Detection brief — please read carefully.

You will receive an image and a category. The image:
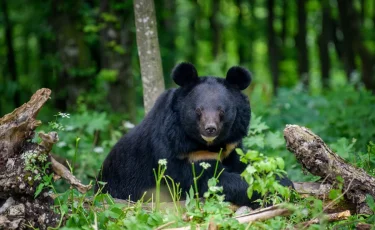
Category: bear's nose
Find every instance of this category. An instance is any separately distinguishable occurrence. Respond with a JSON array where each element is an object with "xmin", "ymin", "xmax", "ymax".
[{"xmin": 205, "ymin": 125, "xmax": 217, "ymax": 134}]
